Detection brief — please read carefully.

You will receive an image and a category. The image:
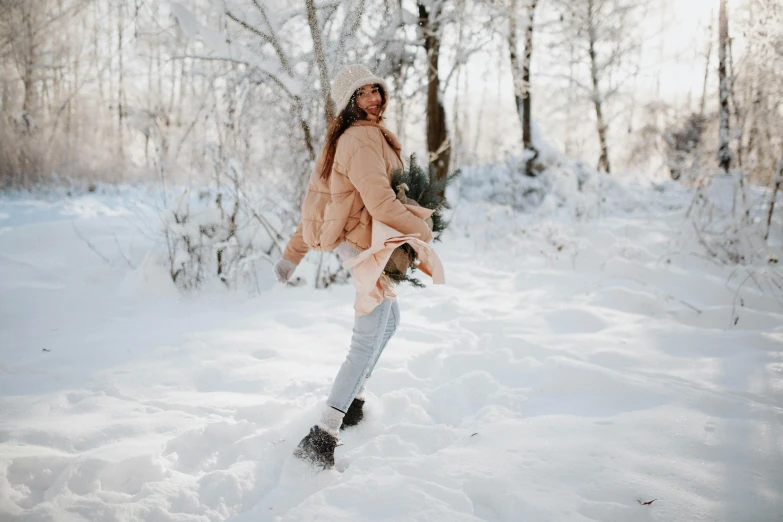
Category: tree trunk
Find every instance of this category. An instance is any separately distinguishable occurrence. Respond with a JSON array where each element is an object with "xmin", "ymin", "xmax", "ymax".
[
  {"xmin": 178, "ymin": 53, "xmax": 187, "ymax": 127},
  {"xmin": 728, "ymin": 36, "xmax": 743, "ymax": 168},
  {"xmin": 298, "ymin": 100, "xmax": 316, "ymax": 162},
  {"xmin": 118, "ymin": 0, "xmax": 125, "ymax": 160},
  {"xmin": 717, "ymin": 0, "xmax": 731, "ymax": 174},
  {"xmin": 418, "ymin": 1, "xmax": 450, "ymax": 184},
  {"xmin": 392, "ymin": 0, "xmax": 407, "ymax": 143},
  {"xmin": 507, "ymin": 0, "xmax": 522, "ymax": 133},
  {"xmin": 565, "ymin": 40, "xmax": 575, "ymax": 157},
  {"xmin": 765, "ymin": 150, "xmax": 783, "ymax": 242},
  {"xmin": 108, "ymin": 0, "xmax": 114, "ymax": 135},
  {"xmin": 68, "ymin": 51, "xmax": 79, "ymax": 147},
  {"xmin": 305, "ymin": 0, "xmax": 334, "ymax": 125},
  {"xmin": 508, "ymin": 0, "xmax": 538, "ymax": 176},
  {"xmin": 521, "ymin": 0, "xmax": 538, "ymax": 176},
  {"xmin": 699, "ymin": 12, "xmax": 713, "ymax": 118},
  {"xmin": 94, "ymin": 1, "xmax": 104, "ymax": 104},
  {"xmin": 587, "ymin": 0, "xmax": 610, "ymax": 173},
  {"xmin": 1, "ymin": 54, "xmax": 7, "ymax": 113},
  {"xmin": 21, "ymin": 5, "xmax": 35, "ymax": 132},
  {"xmin": 747, "ymin": 81, "xmax": 763, "ymax": 171}
]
